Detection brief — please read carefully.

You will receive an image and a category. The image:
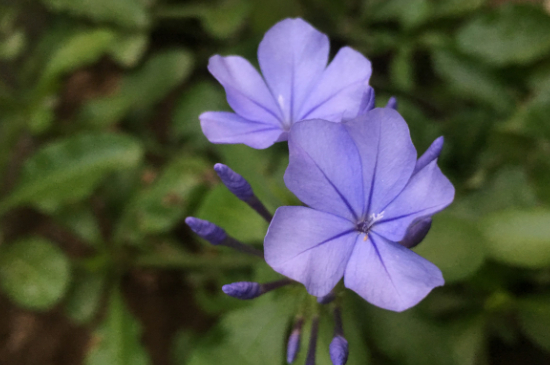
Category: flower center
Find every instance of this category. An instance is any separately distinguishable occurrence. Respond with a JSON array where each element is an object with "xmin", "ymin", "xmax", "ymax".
[{"xmin": 356, "ymin": 212, "xmax": 384, "ymax": 236}]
